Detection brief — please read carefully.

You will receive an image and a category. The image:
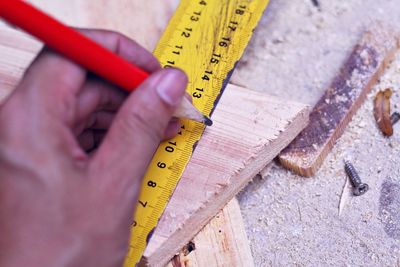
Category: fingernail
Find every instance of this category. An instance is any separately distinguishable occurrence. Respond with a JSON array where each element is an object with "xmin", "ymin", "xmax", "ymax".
[{"xmin": 156, "ymin": 69, "xmax": 187, "ymax": 106}]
